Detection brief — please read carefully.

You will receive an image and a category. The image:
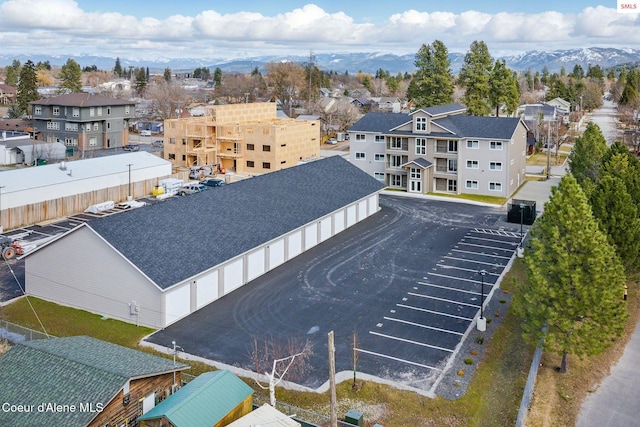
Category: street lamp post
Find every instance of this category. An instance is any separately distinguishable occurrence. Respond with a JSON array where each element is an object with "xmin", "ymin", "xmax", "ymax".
[
  {"xmin": 0, "ymin": 185, "xmax": 4, "ymax": 233},
  {"xmin": 477, "ymin": 269, "xmax": 488, "ymax": 331},
  {"xmin": 127, "ymin": 164, "xmax": 133, "ymax": 201},
  {"xmin": 519, "ymin": 203, "xmax": 526, "ymax": 238}
]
